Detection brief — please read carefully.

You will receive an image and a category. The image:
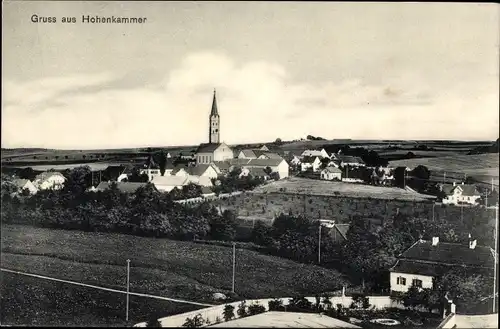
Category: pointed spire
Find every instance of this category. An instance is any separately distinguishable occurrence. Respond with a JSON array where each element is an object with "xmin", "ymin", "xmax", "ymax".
[{"xmin": 210, "ymin": 88, "xmax": 219, "ymax": 116}]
